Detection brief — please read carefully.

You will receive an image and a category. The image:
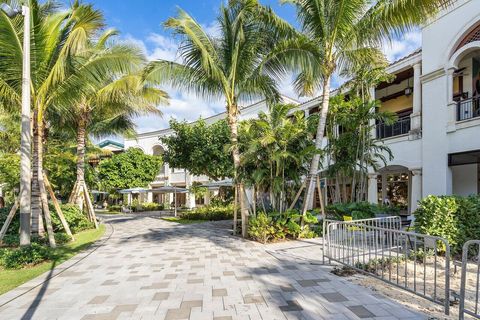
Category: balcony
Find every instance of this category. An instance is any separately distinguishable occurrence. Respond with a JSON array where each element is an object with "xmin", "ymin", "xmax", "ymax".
[
  {"xmin": 376, "ymin": 116, "xmax": 411, "ymax": 139},
  {"xmin": 457, "ymin": 97, "xmax": 480, "ymax": 121}
]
